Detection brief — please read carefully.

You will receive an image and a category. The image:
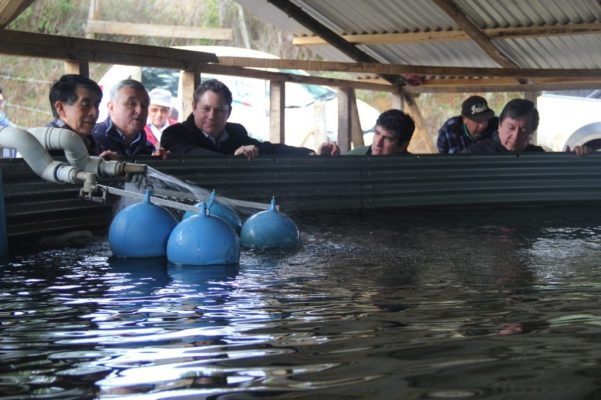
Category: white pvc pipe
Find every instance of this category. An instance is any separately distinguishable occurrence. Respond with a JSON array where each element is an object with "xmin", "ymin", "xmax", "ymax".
[
  {"xmin": 27, "ymin": 127, "xmax": 139, "ymax": 177},
  {"xmin": 0, "ymin": 126, "xmax": 82, "ymax": 184}
]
